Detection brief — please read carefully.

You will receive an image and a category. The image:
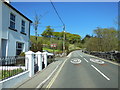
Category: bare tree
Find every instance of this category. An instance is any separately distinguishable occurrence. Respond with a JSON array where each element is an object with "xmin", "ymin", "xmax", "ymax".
[{"xmin": 33, "ymin": 13, "xmax": 41, "ymax": 42}]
